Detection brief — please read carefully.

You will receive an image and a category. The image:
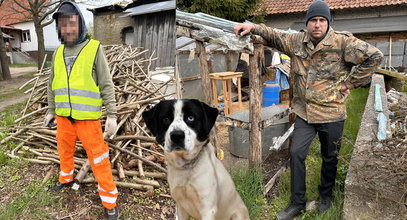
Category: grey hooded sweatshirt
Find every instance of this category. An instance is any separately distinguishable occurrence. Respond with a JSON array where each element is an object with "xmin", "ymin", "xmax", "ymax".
[{"xmin": 47, "ymin": 1, "xmax": 116, "ymax": 117}]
